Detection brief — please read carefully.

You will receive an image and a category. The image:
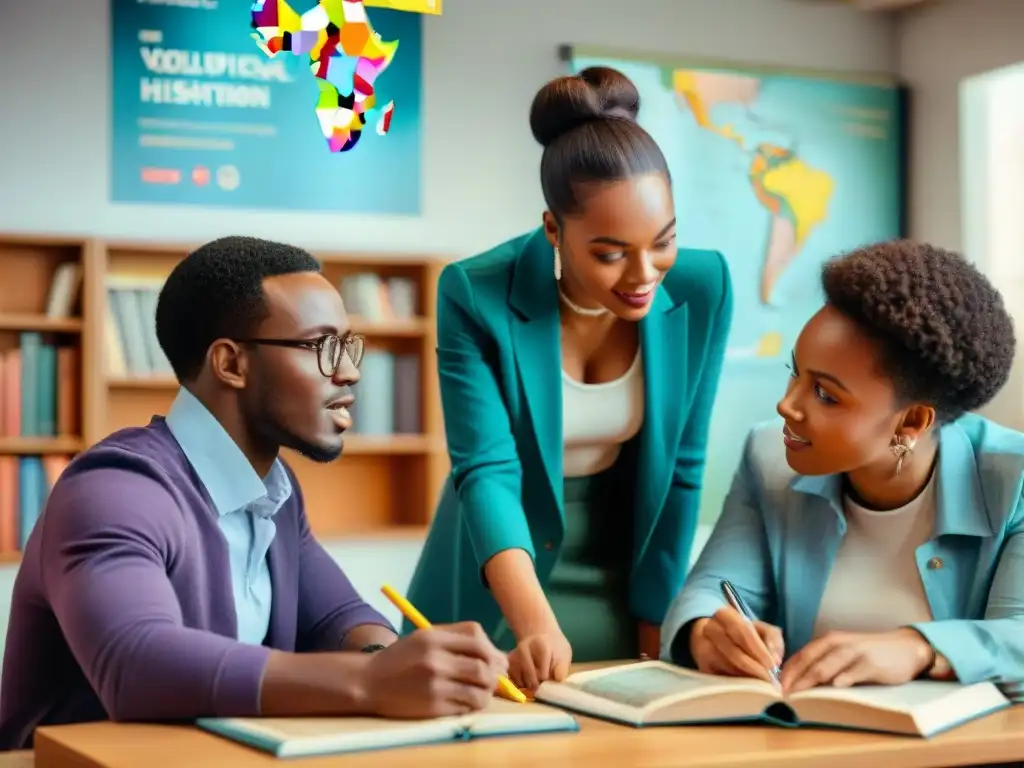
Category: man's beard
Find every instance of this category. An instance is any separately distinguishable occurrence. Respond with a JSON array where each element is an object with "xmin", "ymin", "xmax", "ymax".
[
  {"xmin": 242, "ymin": 386, "xmax": 343, "ymax": 465},
  {"xmin": 274, "ymin": 424, "xmax": 342, "ymax": 463}
]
